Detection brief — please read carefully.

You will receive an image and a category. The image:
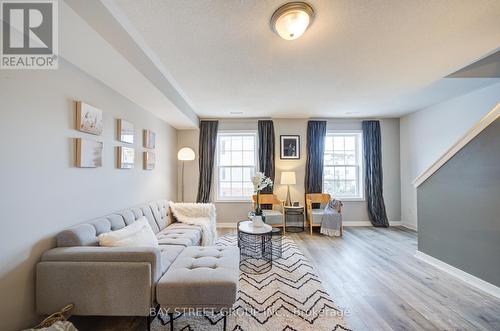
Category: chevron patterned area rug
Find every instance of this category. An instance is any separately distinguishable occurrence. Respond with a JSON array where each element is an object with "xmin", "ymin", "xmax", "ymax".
[{"xmin": 152, "ymin": 234, "xmax": 351, "ymax": 331}]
